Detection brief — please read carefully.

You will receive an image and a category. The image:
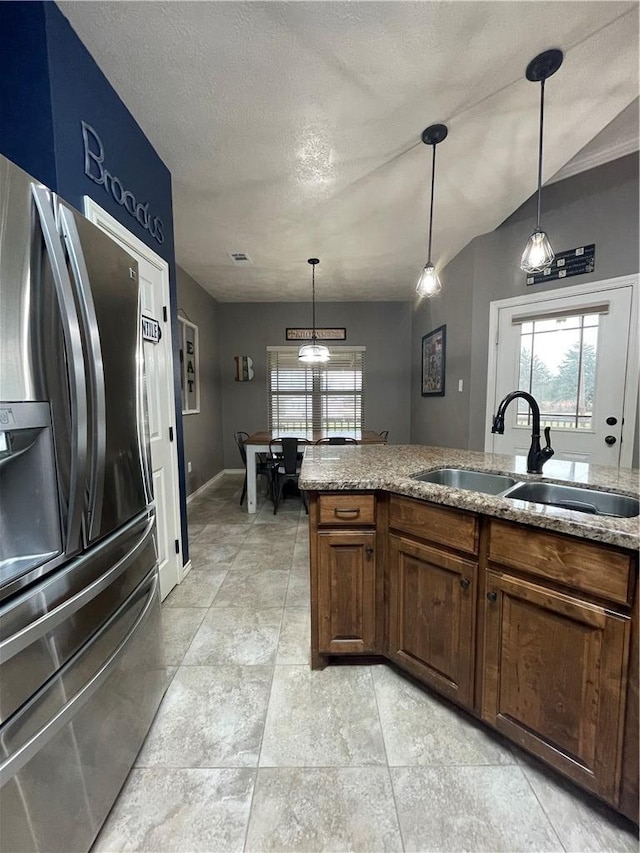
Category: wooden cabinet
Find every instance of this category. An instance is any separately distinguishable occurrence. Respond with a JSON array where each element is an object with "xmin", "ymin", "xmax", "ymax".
[
  {"xmin": 482, "ymin": 569, "xmax": 630, "ymax": 802},
  {"xmin": 310, "ymin": 492, "xmax": 378, "ymax": 667},
  {"xmin": 388, "ymin": 534, "xmax": 476, "ymax": 707},
  {"xmin": 308, "ymin": 488, "xmax": 638, "ymax": 818},
  {"xmin": 317, "ymin": 531, "xmax": 376, "ymax": 655}
]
